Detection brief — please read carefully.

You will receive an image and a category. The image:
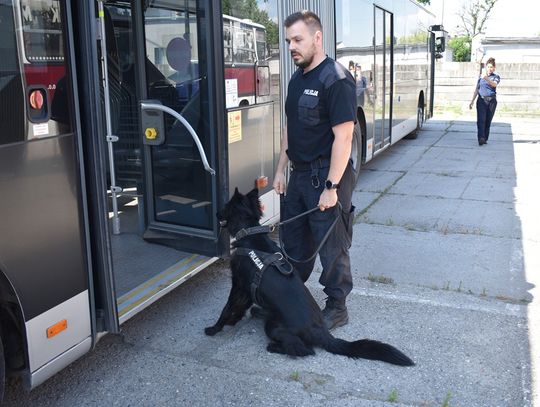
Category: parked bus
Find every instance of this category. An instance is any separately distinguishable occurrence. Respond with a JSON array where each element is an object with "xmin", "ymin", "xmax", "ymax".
[
  {"xmin": 223, "ymin": 14, "xmax": 269, "ymax": 107},
  {"xmin": 335, "ymin": 0, "xmax": 440, "ymax": 162},
  {"xmin": 0, "ymin": 0, "xmax": 442, "ymax": 397}
]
